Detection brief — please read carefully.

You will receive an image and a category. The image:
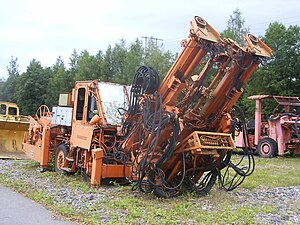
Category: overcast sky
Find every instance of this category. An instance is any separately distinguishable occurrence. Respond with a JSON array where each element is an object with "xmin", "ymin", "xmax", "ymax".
[{"xmin": 0, "ymin": 0, "xmax": 299, "ymax": 79}]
